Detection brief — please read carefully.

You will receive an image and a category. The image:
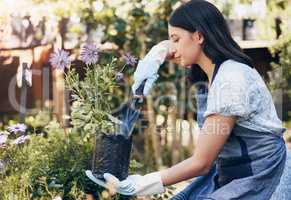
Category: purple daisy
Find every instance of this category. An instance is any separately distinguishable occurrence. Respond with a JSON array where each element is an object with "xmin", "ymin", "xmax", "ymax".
[
  {"xmin": 123, "ymin": 52, "xmax": 137, "ymax": 67},
  {"xmin": 7, "ymin": 123, "xmax": 27, "ymax": 134},
  {"xmin": 49, "ymin": 49, "xmax": 71, "ymax": 70},
  {"xmin": 0, "ymin": 133, "xmax": 8, "ymax": 145},
  {"xmin": 12, "ymin": 135, "xmax": 30, "ymax": 145},
  {"xmin": 80, "ymin": 44, "xmax": 100, "ymax": 65}
]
